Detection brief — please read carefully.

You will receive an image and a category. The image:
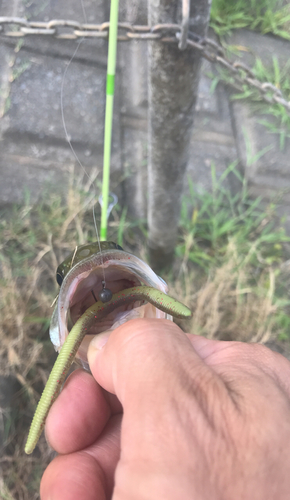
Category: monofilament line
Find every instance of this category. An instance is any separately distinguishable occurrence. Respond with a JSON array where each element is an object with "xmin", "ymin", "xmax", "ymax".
[{"xmin": 60, "ymin": 0, "xmax": 106, "ymax": 285}]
